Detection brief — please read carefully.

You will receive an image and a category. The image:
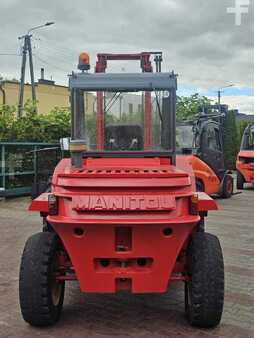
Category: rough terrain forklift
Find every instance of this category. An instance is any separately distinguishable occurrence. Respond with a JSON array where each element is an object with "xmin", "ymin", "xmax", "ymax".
[
  {"xmin": 19, "ymin": 53, "xmax": 224, "ymax": 328},
  {"xmin": 176, "ymin": 112, "xmax": 233, "ymax": 198},
  {"xmin": 236, "ymin": 123, "xmax": 254, "ymax": 189}
]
